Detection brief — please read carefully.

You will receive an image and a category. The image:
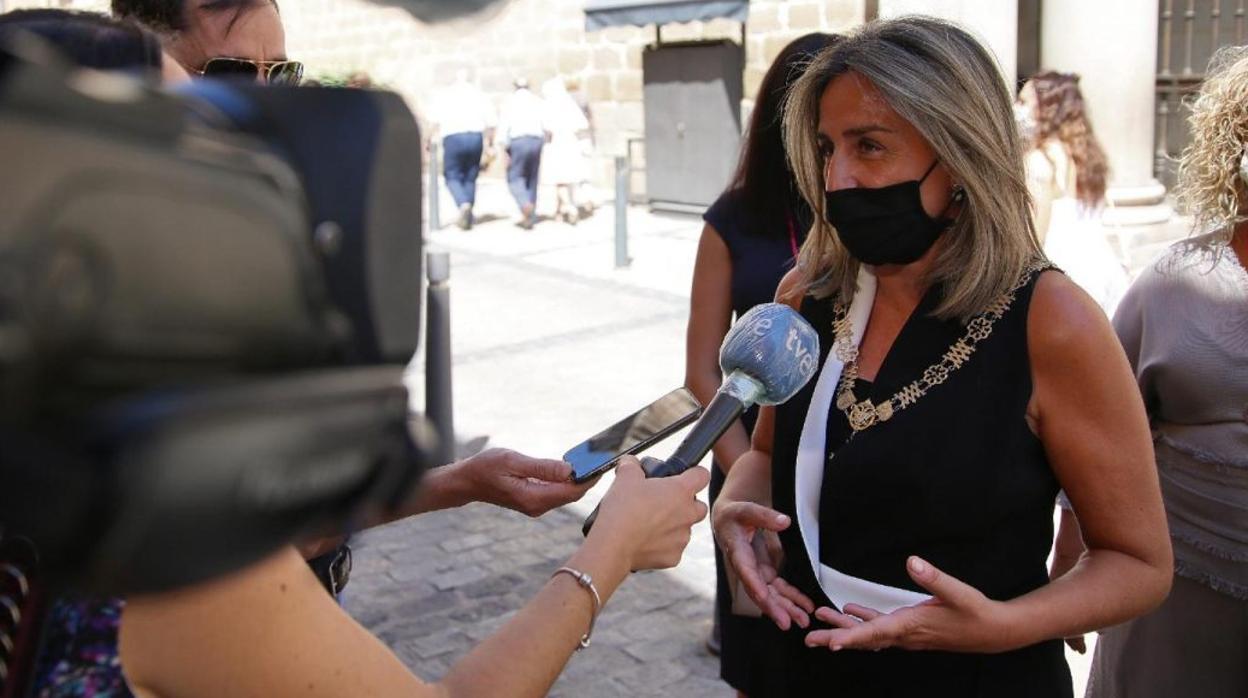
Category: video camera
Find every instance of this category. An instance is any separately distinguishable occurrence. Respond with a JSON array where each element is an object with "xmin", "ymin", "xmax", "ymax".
[{"xmin": 0, "ymin": 37, "xmax": 435, "ymax": 597}]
